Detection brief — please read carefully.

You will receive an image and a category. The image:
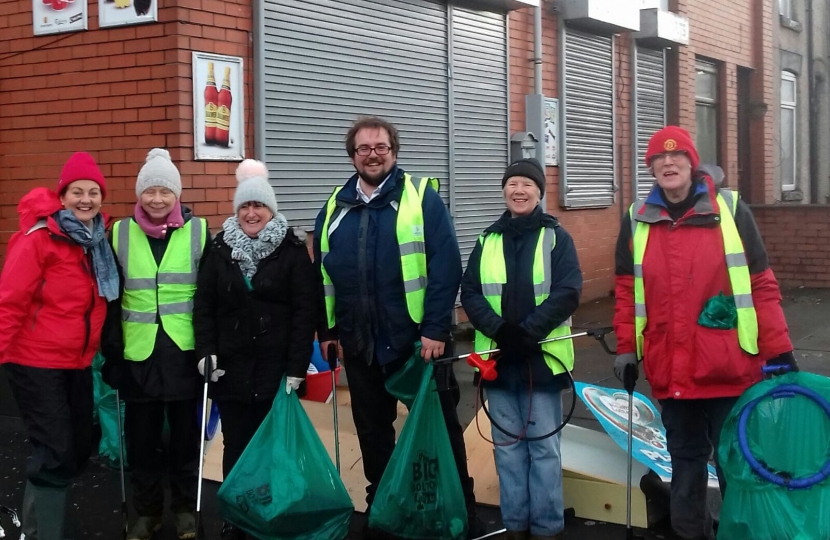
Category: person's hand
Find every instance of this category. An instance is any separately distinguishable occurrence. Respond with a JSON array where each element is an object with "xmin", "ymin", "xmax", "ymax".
[
  {"xmin": 101, "ymin": 356, "xmax": 128, "ymax": 391},
  {"xmin": 420, "ymin": 337, "xmax": 446, "ymax": 362},
  {"xmin": 614, "ymin": 353, "xmax": 638, "ymax": 390},
  {"xmin": 197, "ymin": 355, "xmax": 225, "ymax": 382},
  {"xmin": 286, "ymin": 377, "xmax": 305, "ymax": 395},
  {"xmin": 766, "ymin": 351, "xmax": 800, "ymax": 376},
  {"xmin": 494, "ymin": 322, "xmax": 538, "ymax": 361},
  {"xmin": 320, "ymin": 340, "xmax": 340, "ymax": 365}
]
